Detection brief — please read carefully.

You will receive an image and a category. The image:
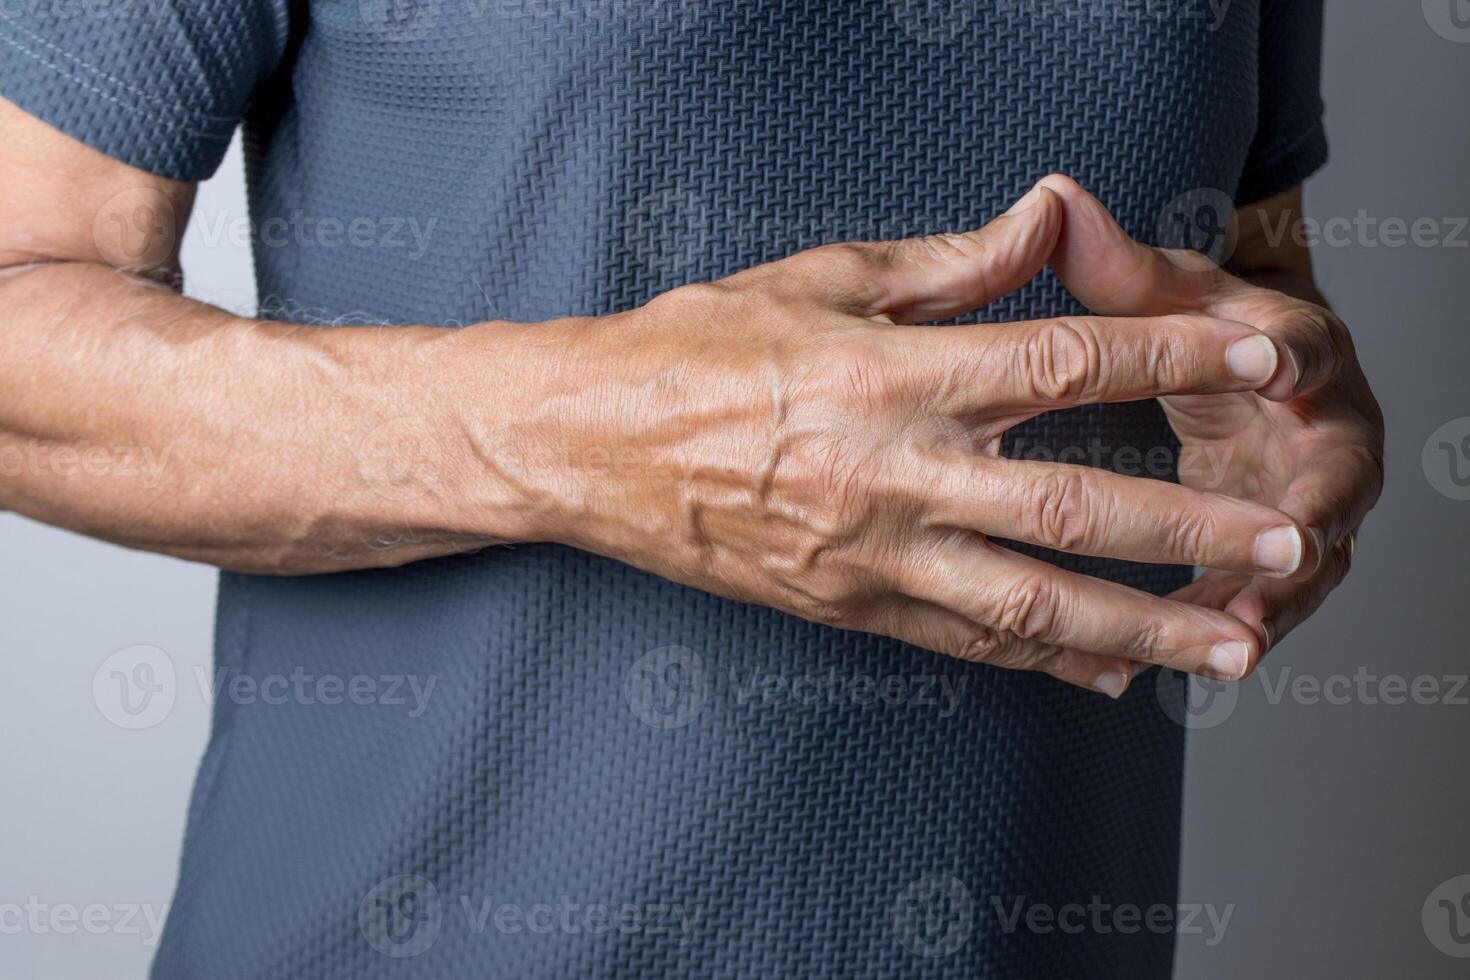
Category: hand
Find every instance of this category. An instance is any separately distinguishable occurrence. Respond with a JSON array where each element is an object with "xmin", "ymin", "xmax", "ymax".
[
  {"xmin": 1041, "ymin": 175, "xmax": 1385, "ymax": 674},
  {"xmin": 486, "ymin": 186, "xmax": 1308, "ymax": 695}
]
